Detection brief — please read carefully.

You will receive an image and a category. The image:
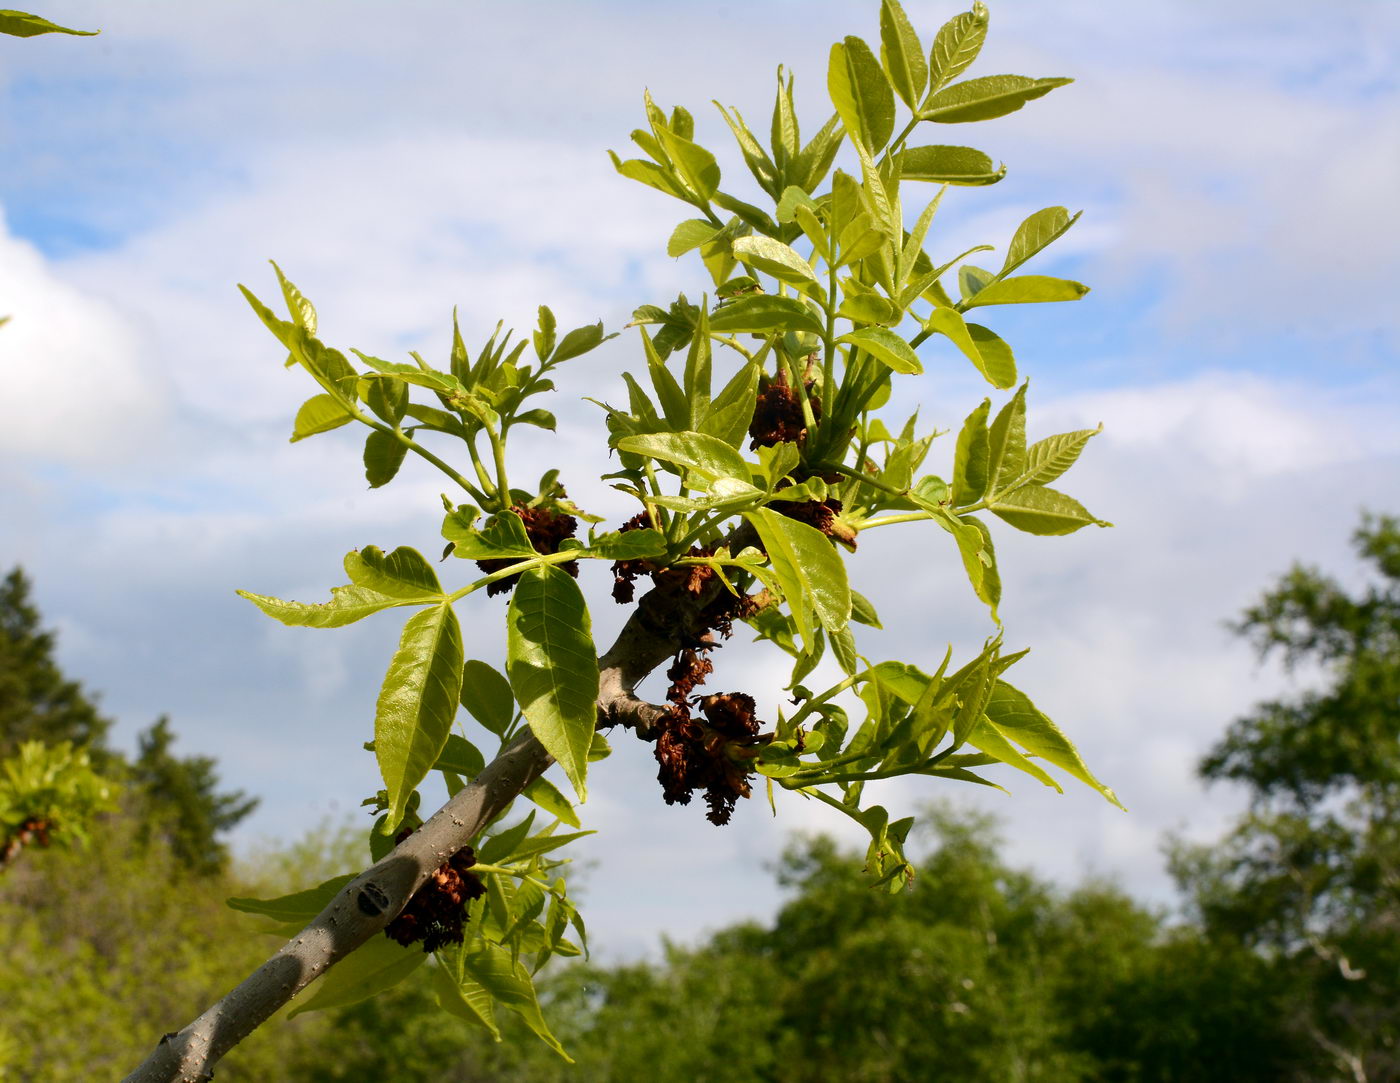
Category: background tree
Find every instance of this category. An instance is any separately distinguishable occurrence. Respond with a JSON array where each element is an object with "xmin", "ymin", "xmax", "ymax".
[
  {"xmin": 0, "ymin": 566, "xmax": 256, "ymax": 871},
  {"xmin": 0, "ymin": 567, "xmax": 111, "ymax": 759},
  {"xmin": 1172, "ymin": 513, "xmax": 1400, "ymax": 1082}
]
